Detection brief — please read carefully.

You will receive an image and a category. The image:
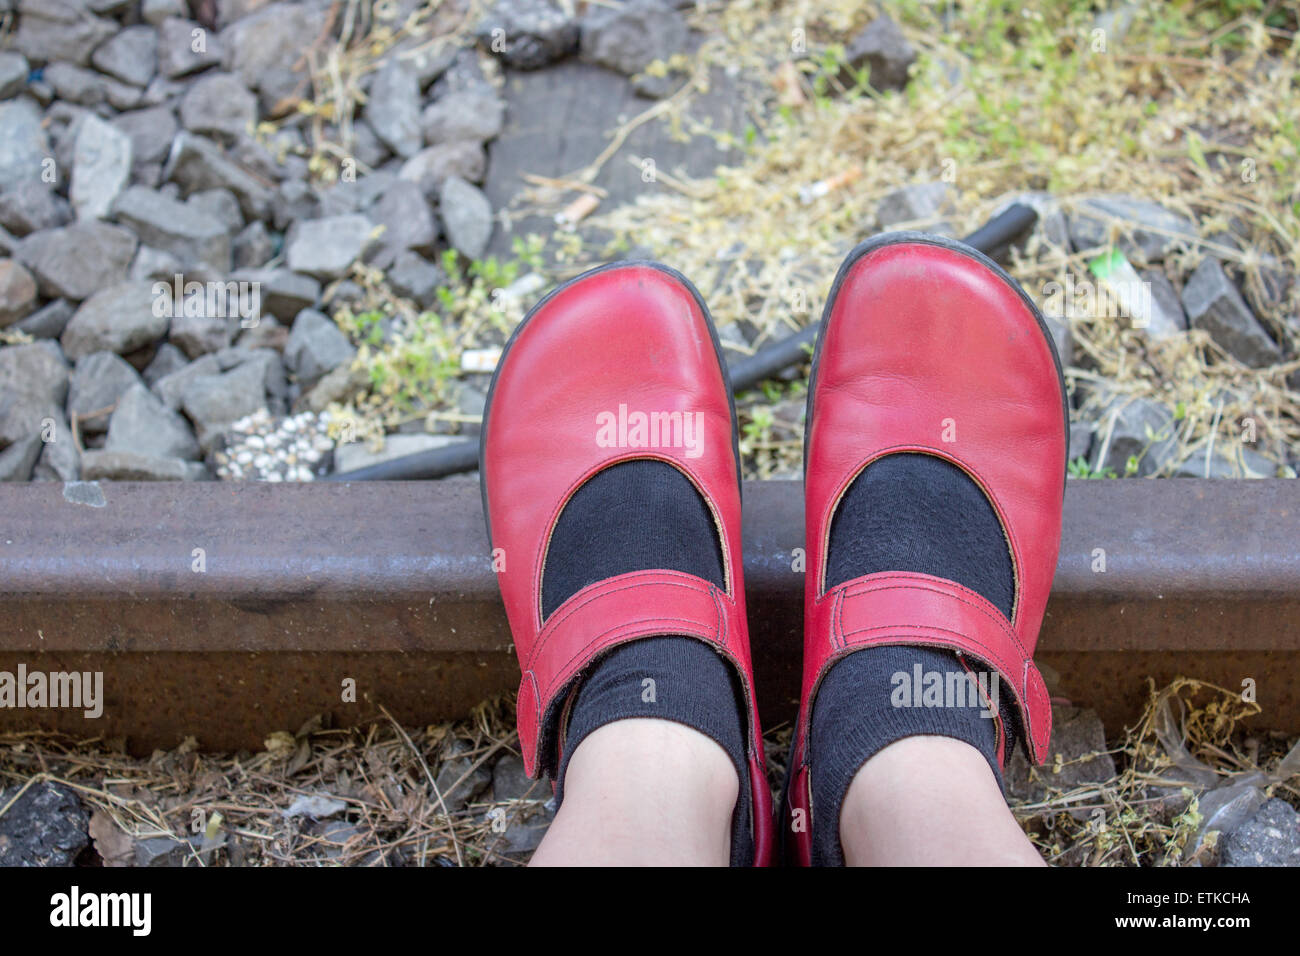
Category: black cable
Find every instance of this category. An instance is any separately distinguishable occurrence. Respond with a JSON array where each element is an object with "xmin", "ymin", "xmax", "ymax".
[{"xmin": 324, "ymin": 203, "xmax": 1039, "ymax": 481}]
